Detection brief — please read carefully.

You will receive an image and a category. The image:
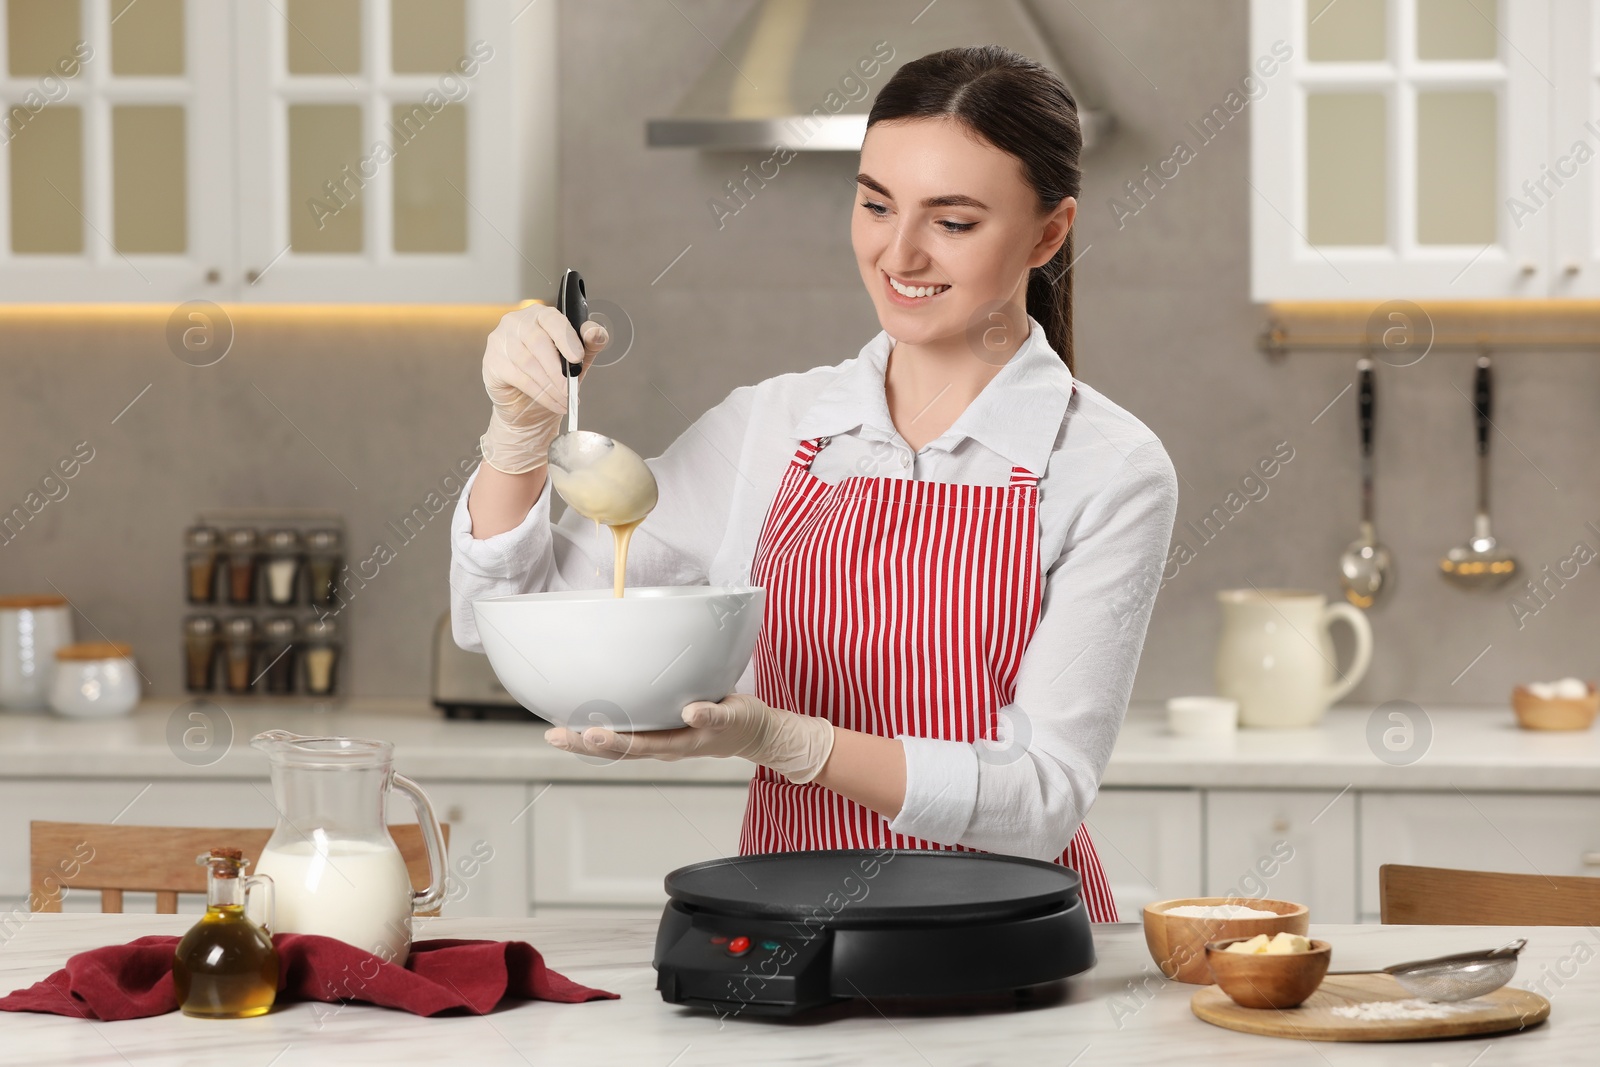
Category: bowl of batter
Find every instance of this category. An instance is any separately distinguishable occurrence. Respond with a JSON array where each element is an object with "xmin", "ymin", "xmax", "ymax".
[{"xmin": 471, "ymin": 585, "xmax": 765, "ymax": 731}]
